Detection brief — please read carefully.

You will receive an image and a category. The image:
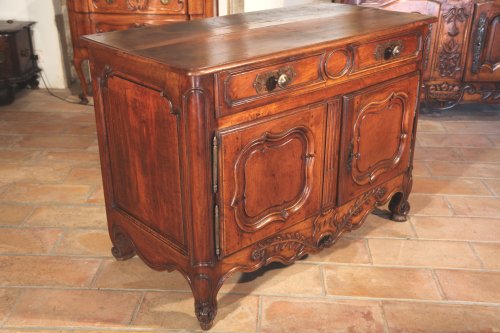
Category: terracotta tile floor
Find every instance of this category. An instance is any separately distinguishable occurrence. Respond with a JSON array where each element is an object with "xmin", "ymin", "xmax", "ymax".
[{"xmin": 0, "ymin": 89, "xmax": 499, "ymax": 333}]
